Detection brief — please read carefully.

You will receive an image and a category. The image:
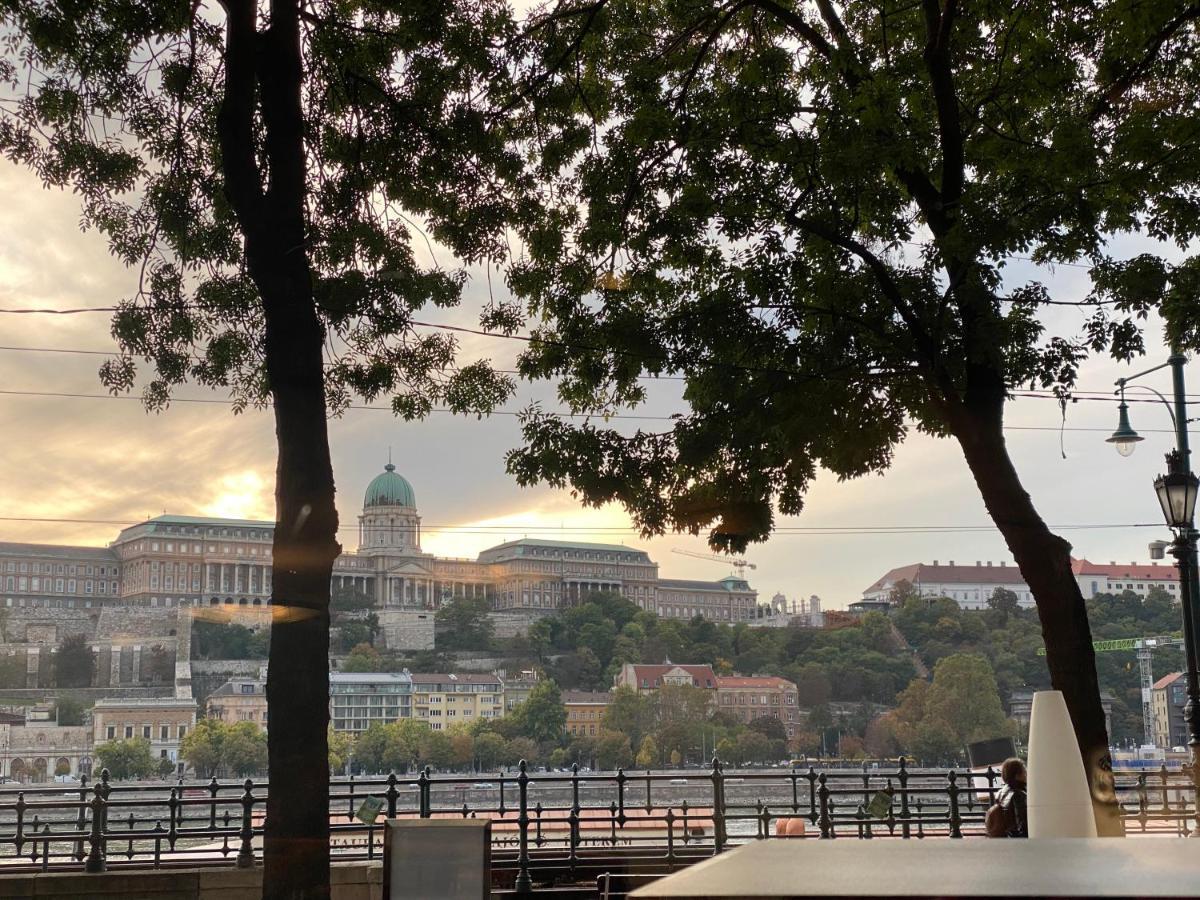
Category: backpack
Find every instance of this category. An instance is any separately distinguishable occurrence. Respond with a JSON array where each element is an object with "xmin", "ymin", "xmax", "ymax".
[{"xmin": 985, "ymin": 791, "xmax": 1019, "ymax": 837}]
